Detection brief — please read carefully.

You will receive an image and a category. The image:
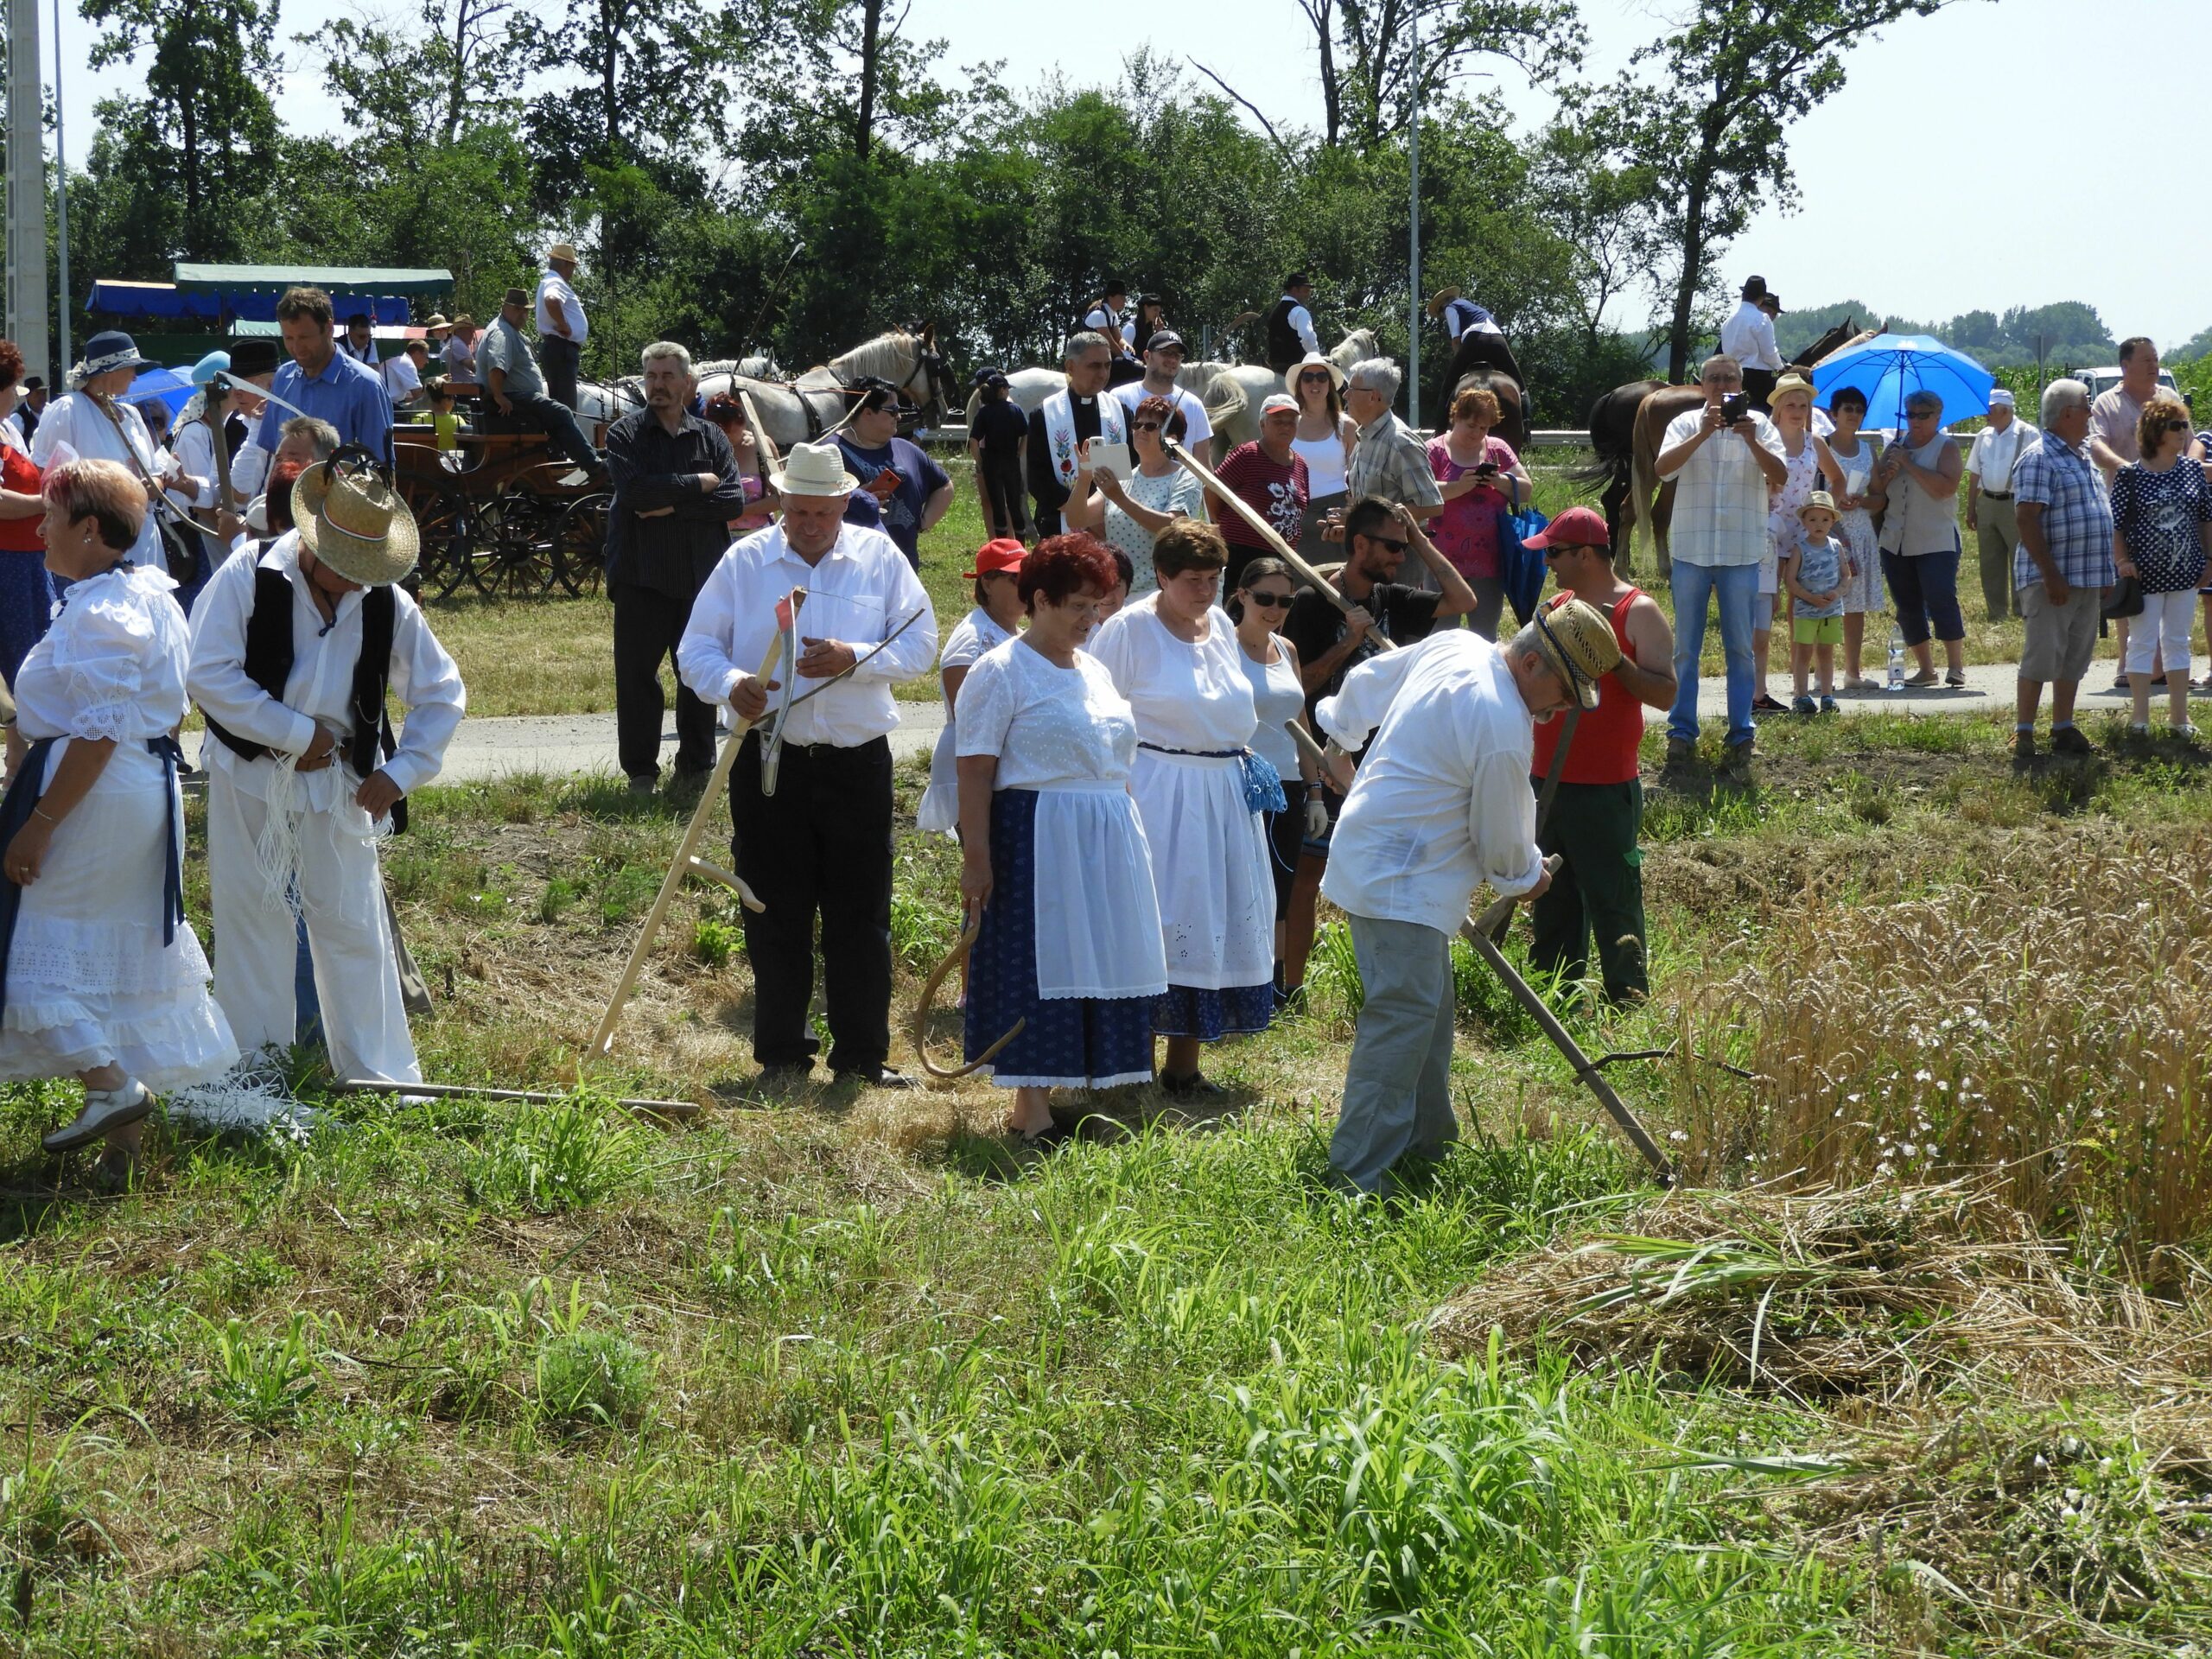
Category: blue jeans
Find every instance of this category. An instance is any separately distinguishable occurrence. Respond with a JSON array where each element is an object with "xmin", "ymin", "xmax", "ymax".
[{"xmin": 1667, "ymin": 559, "xmax": 1760, "ymax": 748}]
